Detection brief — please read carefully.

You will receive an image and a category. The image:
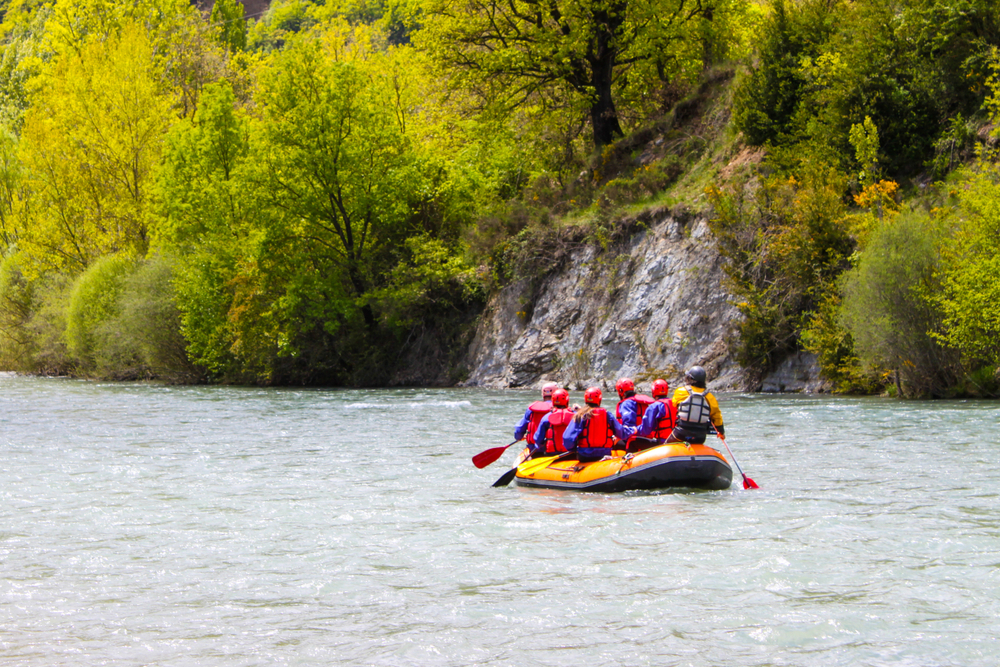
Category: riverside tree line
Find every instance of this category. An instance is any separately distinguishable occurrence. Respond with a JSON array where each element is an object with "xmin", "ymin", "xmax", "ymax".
[{"xmin": 0, "ymin": 0, "xmax": 998, "ymax": 398}]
